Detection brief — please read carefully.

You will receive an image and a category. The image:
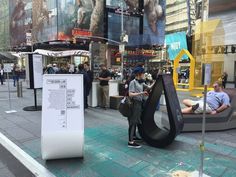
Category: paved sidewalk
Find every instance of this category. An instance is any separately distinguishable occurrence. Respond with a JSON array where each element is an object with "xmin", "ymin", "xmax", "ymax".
[{"xmin": 0, "ymin": 82, "xmax": 236, "ymax": 177}]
